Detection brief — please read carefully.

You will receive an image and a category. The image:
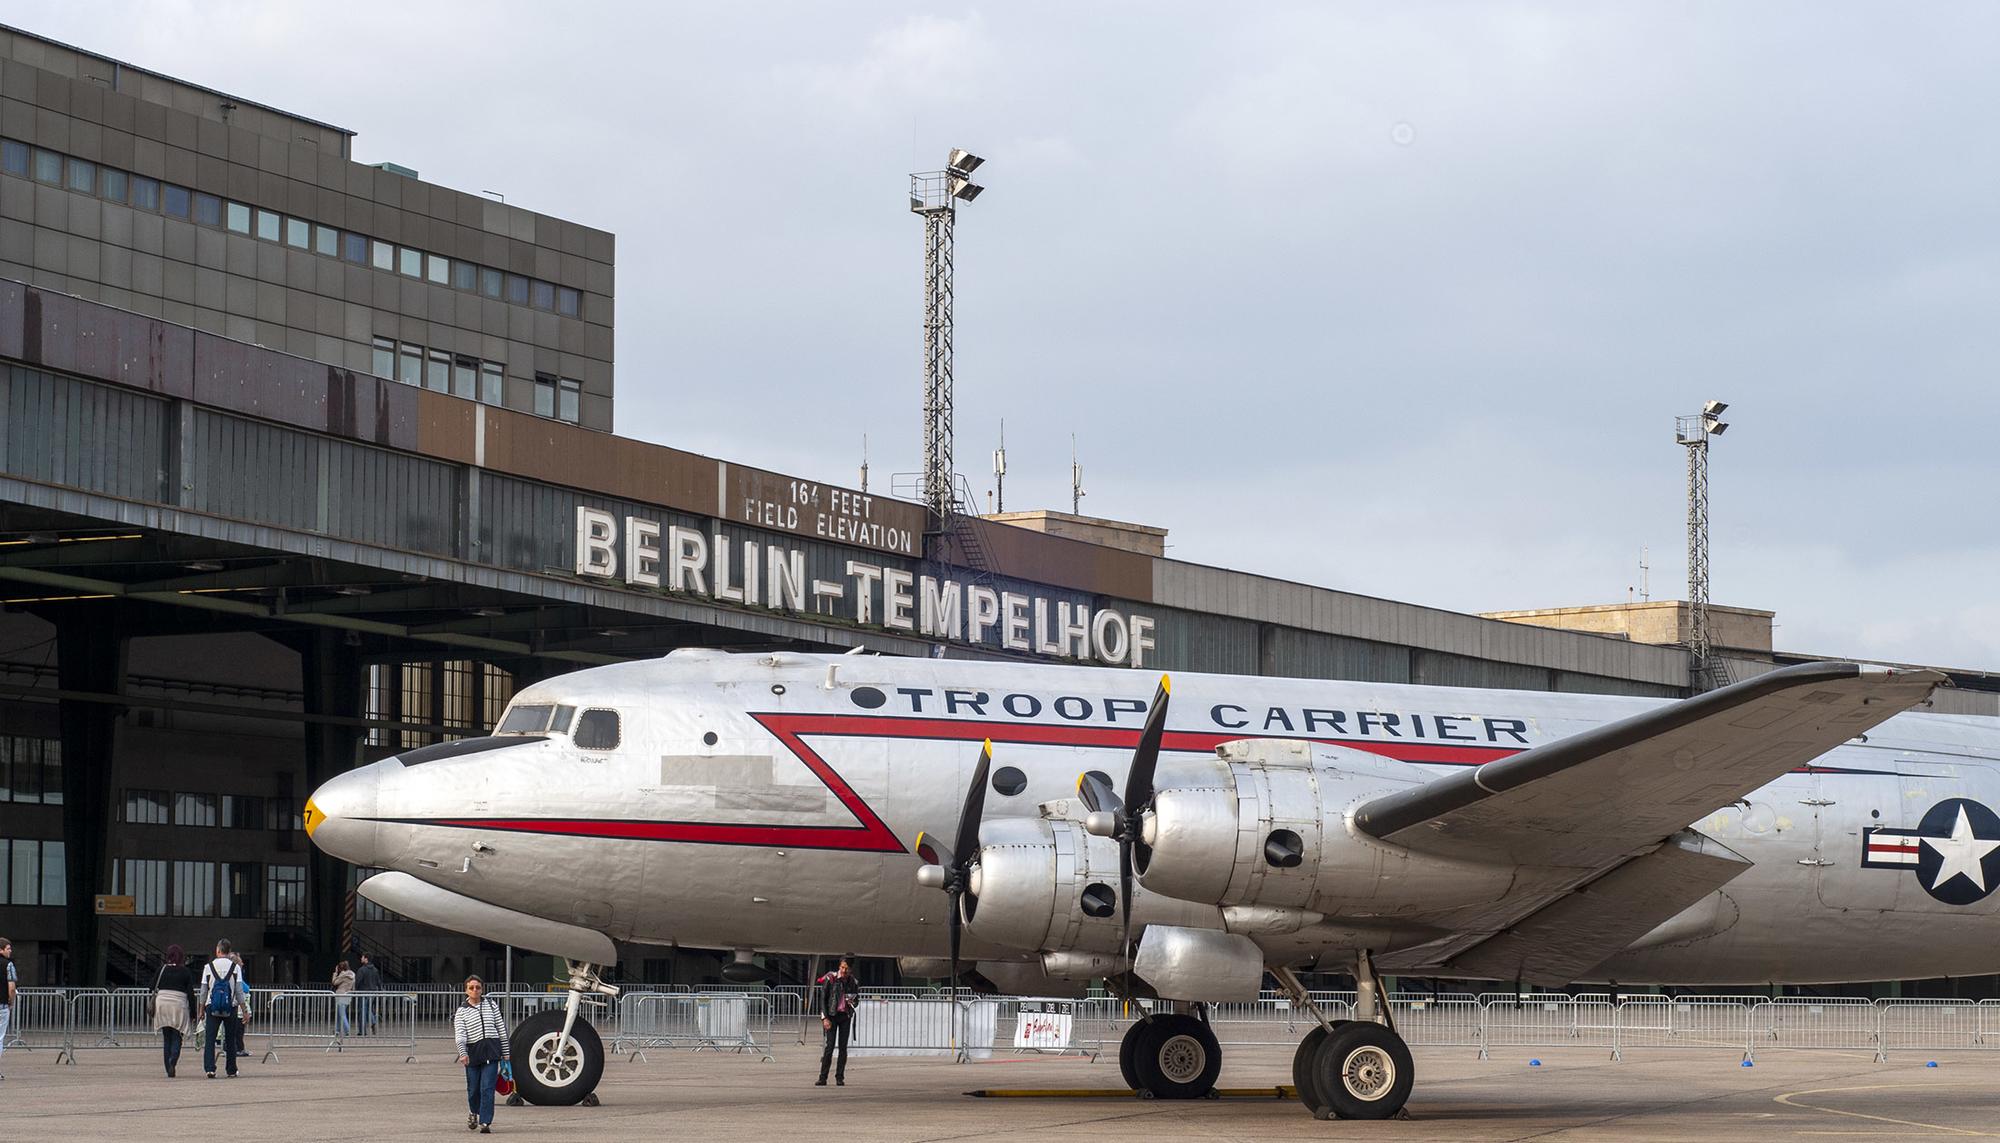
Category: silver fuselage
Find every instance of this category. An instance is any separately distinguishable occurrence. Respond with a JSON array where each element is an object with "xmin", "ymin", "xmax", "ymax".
[{"xmin": 308, "ymin": 651, "xmax": 2000, "ymax": 985}]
